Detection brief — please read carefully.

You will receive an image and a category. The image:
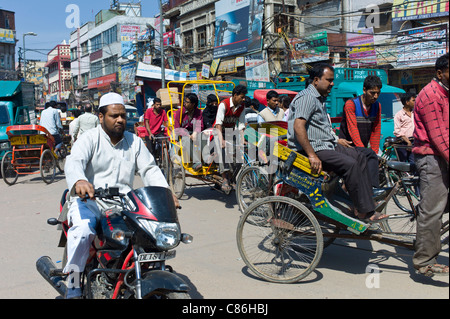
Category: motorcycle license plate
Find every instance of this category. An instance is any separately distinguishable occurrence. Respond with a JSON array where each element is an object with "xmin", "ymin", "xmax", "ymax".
[{"xmin": 138, "ymin": 250, "xmax": 176, "ymax": 263}]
